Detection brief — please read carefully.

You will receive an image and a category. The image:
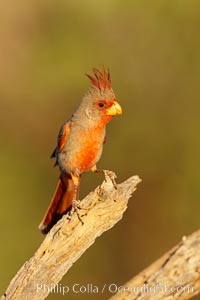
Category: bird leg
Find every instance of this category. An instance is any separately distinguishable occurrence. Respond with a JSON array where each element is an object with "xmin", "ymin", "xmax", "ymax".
[
  {"xmin": 68, "ymin": 174, "xmax": 84, "ymax": 224},
  {"xmin": 91, "ymin": 165, "xmax": 117, "ymax": 189}
]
